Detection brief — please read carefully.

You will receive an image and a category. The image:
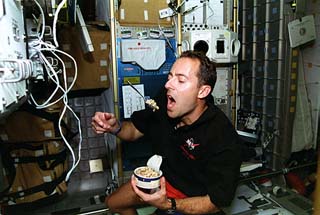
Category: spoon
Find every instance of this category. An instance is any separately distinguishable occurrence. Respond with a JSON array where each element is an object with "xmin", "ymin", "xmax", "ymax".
[{"xmin": 147, "ymin": 154, "xmax": 162, "ymax": 172}]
